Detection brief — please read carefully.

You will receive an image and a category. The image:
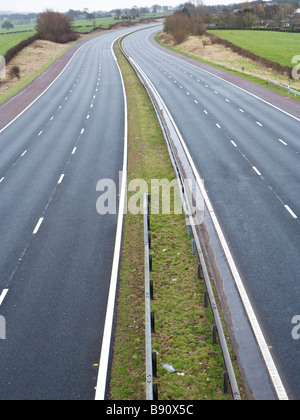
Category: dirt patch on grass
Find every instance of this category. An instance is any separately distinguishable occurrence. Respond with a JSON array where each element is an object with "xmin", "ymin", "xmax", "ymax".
[{"xmin": 158, "ymin": 32, "xmax": 300, "ymax": 91}]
